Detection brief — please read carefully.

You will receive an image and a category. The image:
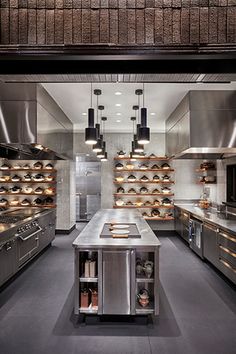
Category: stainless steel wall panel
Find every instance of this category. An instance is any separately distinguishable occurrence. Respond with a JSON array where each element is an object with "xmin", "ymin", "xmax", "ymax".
[{"xmin": 0, "ymin": 101, "xmax": 37, "ymax": 144}]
